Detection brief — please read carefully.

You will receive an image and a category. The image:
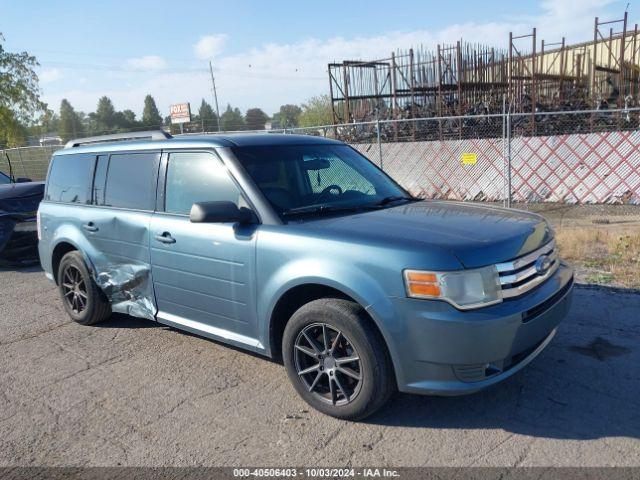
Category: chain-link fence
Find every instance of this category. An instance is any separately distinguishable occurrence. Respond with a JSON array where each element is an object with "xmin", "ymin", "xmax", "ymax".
[
  {"xmin": 3, "ymin": 109, "xmax": 640, "ymax": 204},
  {"xmin": 0, "ymin": 145, "xmax": 62, "ymax": 182},
  {"xmin": 288, "ymin": 109, "xmax": 640, "ymax": 288},
  {"xmin": 1, "ymin": 108, "xmax": 639, "ymax": 286}
]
